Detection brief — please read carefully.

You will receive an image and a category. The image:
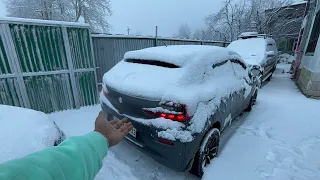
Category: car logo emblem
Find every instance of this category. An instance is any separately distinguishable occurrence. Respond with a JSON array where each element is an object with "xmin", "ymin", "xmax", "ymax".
[{"xmin": 118, "ymin": 97, "xmax": 123, "ymax": 103}]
